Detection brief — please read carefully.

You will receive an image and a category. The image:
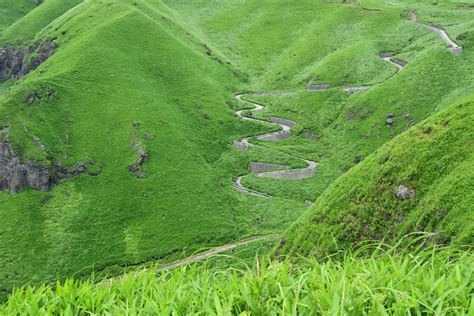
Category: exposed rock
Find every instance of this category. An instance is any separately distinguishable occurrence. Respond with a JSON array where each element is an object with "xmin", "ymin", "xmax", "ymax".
[
  {"xmin": 234, "ymin": 139, "xmax": 250, "ymax": 151},
  {"xmin": 386, "ymin": 113, "xmax": 395, "ymax": 126},
  {"xmin": 34, "ymin": 137, "xmax": 46, "ymax": 151},
  {"xmin": 1, "ymin": 131, "xmax": 95, "ymax": 193},
  {"xmin": 128, "ymin": 142, "xmax": 148, "ymax": 177},
  {"xmin": 0, "ymin": 141, "xmax": 51, "ymax": 194},
  {"xmin": 305, "ymin": 200, "xmax": 313, "ymax": 207},
  {"xmin": 354, "ymin": 156, "xmax": 361, "ymax": 164},
  {"xmin": 395, "ymin": 184, "xmax": 416, "ymax": 200},
  {"xmin": 0, "ymin": 40, "xmax": 57, "ymax": 83}
]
